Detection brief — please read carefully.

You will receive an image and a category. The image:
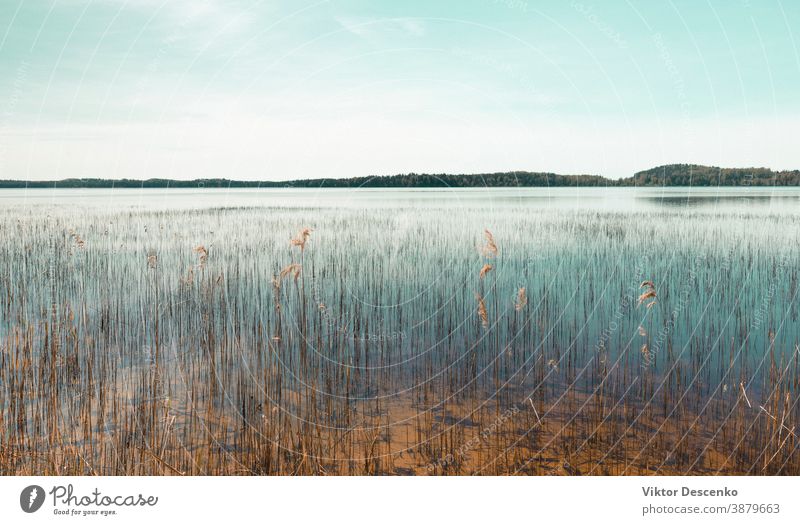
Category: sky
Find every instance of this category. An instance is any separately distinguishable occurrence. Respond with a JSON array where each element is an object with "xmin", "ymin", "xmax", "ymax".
[{"xmin": 0, "ymin": 0, "xmax": 798, "ymax": 181}]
